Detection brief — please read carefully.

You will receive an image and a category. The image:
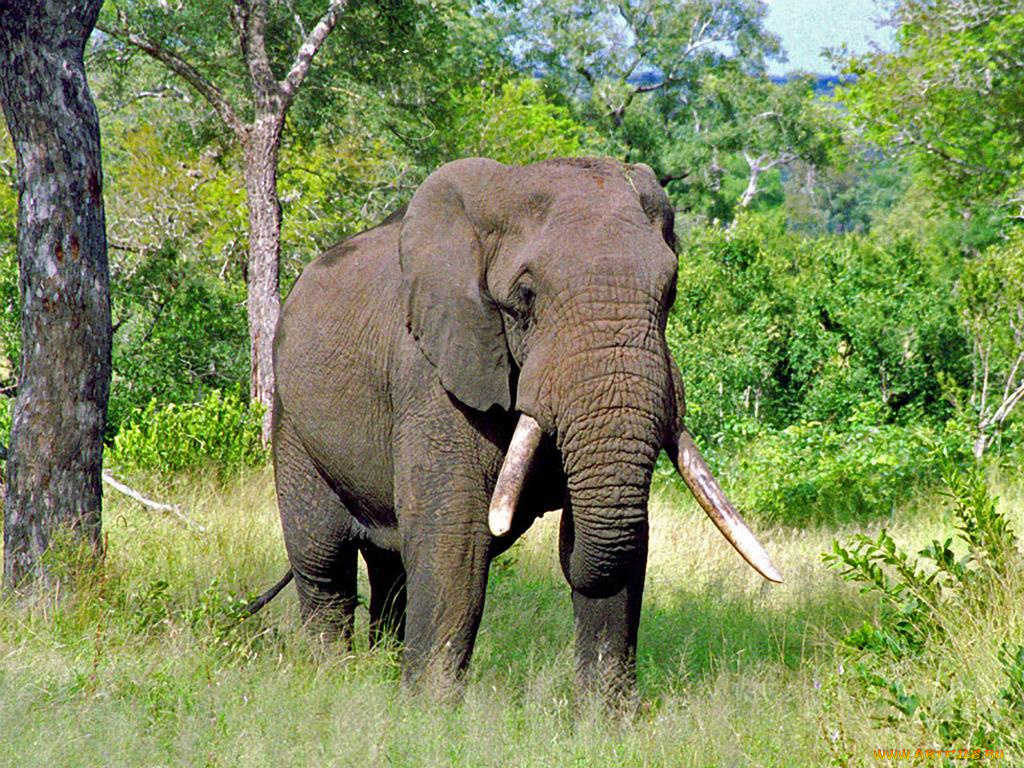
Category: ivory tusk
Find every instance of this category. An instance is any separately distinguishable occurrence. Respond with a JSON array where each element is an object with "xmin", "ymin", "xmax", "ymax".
[
  {"xmin": 671, "ymin": 429, "xmax": 783, "ymax": 583},
  {"xmin": 489, "ymin": 414, "xmax": 543, "ymax": 536}
]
